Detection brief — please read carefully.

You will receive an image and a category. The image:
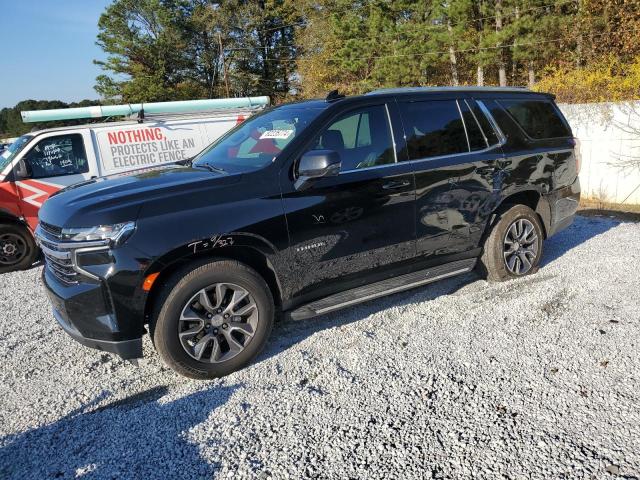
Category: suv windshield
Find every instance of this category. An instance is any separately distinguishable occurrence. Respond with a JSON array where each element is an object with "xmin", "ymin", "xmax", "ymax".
[
  {"xmin": 193, "ymin": 107, "xmax": 324, "ymax": 174},
  {"xmin": 0, "ymin": 135, "xmax": 33, "ymax": 172}
]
